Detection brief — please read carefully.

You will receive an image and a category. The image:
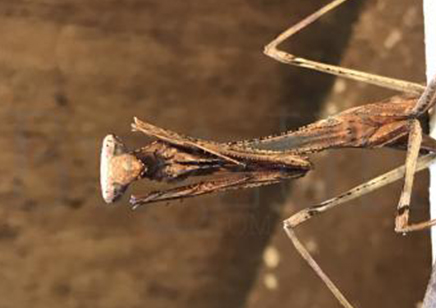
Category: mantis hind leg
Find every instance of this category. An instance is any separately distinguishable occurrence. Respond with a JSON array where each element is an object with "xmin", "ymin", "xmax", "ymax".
[
  {"xmin": 282, "ymin": 154, "xmax": 436, "ymax": 308},
  {"xmin": 282, "ymin": 225, "xmax": 355, "ymax": 308},
  {"xmin": 264, "ymin": 0, "xmax": 425, "ymax": 94},
  {"xmin": 394, "ymin": 120, "xmax": 422, "ymax": 232},
  {"xmin": 394, "ymin": 76, "xmax": 436, "ymax": 232}
]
